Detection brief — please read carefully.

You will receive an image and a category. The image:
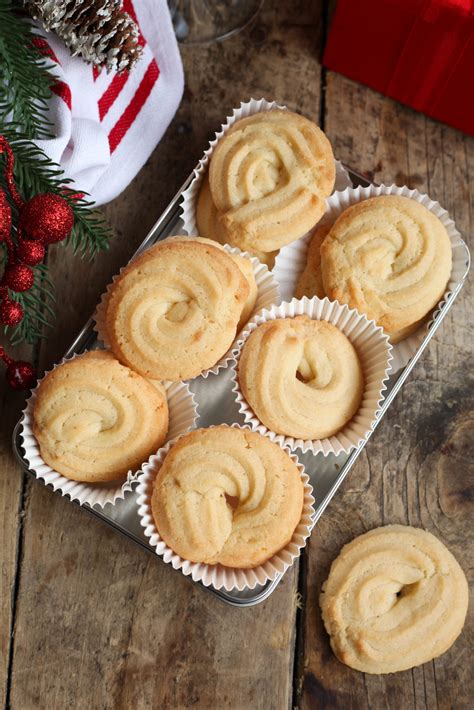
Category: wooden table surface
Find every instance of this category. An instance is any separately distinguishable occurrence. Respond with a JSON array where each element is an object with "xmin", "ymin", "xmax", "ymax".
[{"xmin": 1, "ymin": 3, "xmax": 472, "ymax": 708}]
